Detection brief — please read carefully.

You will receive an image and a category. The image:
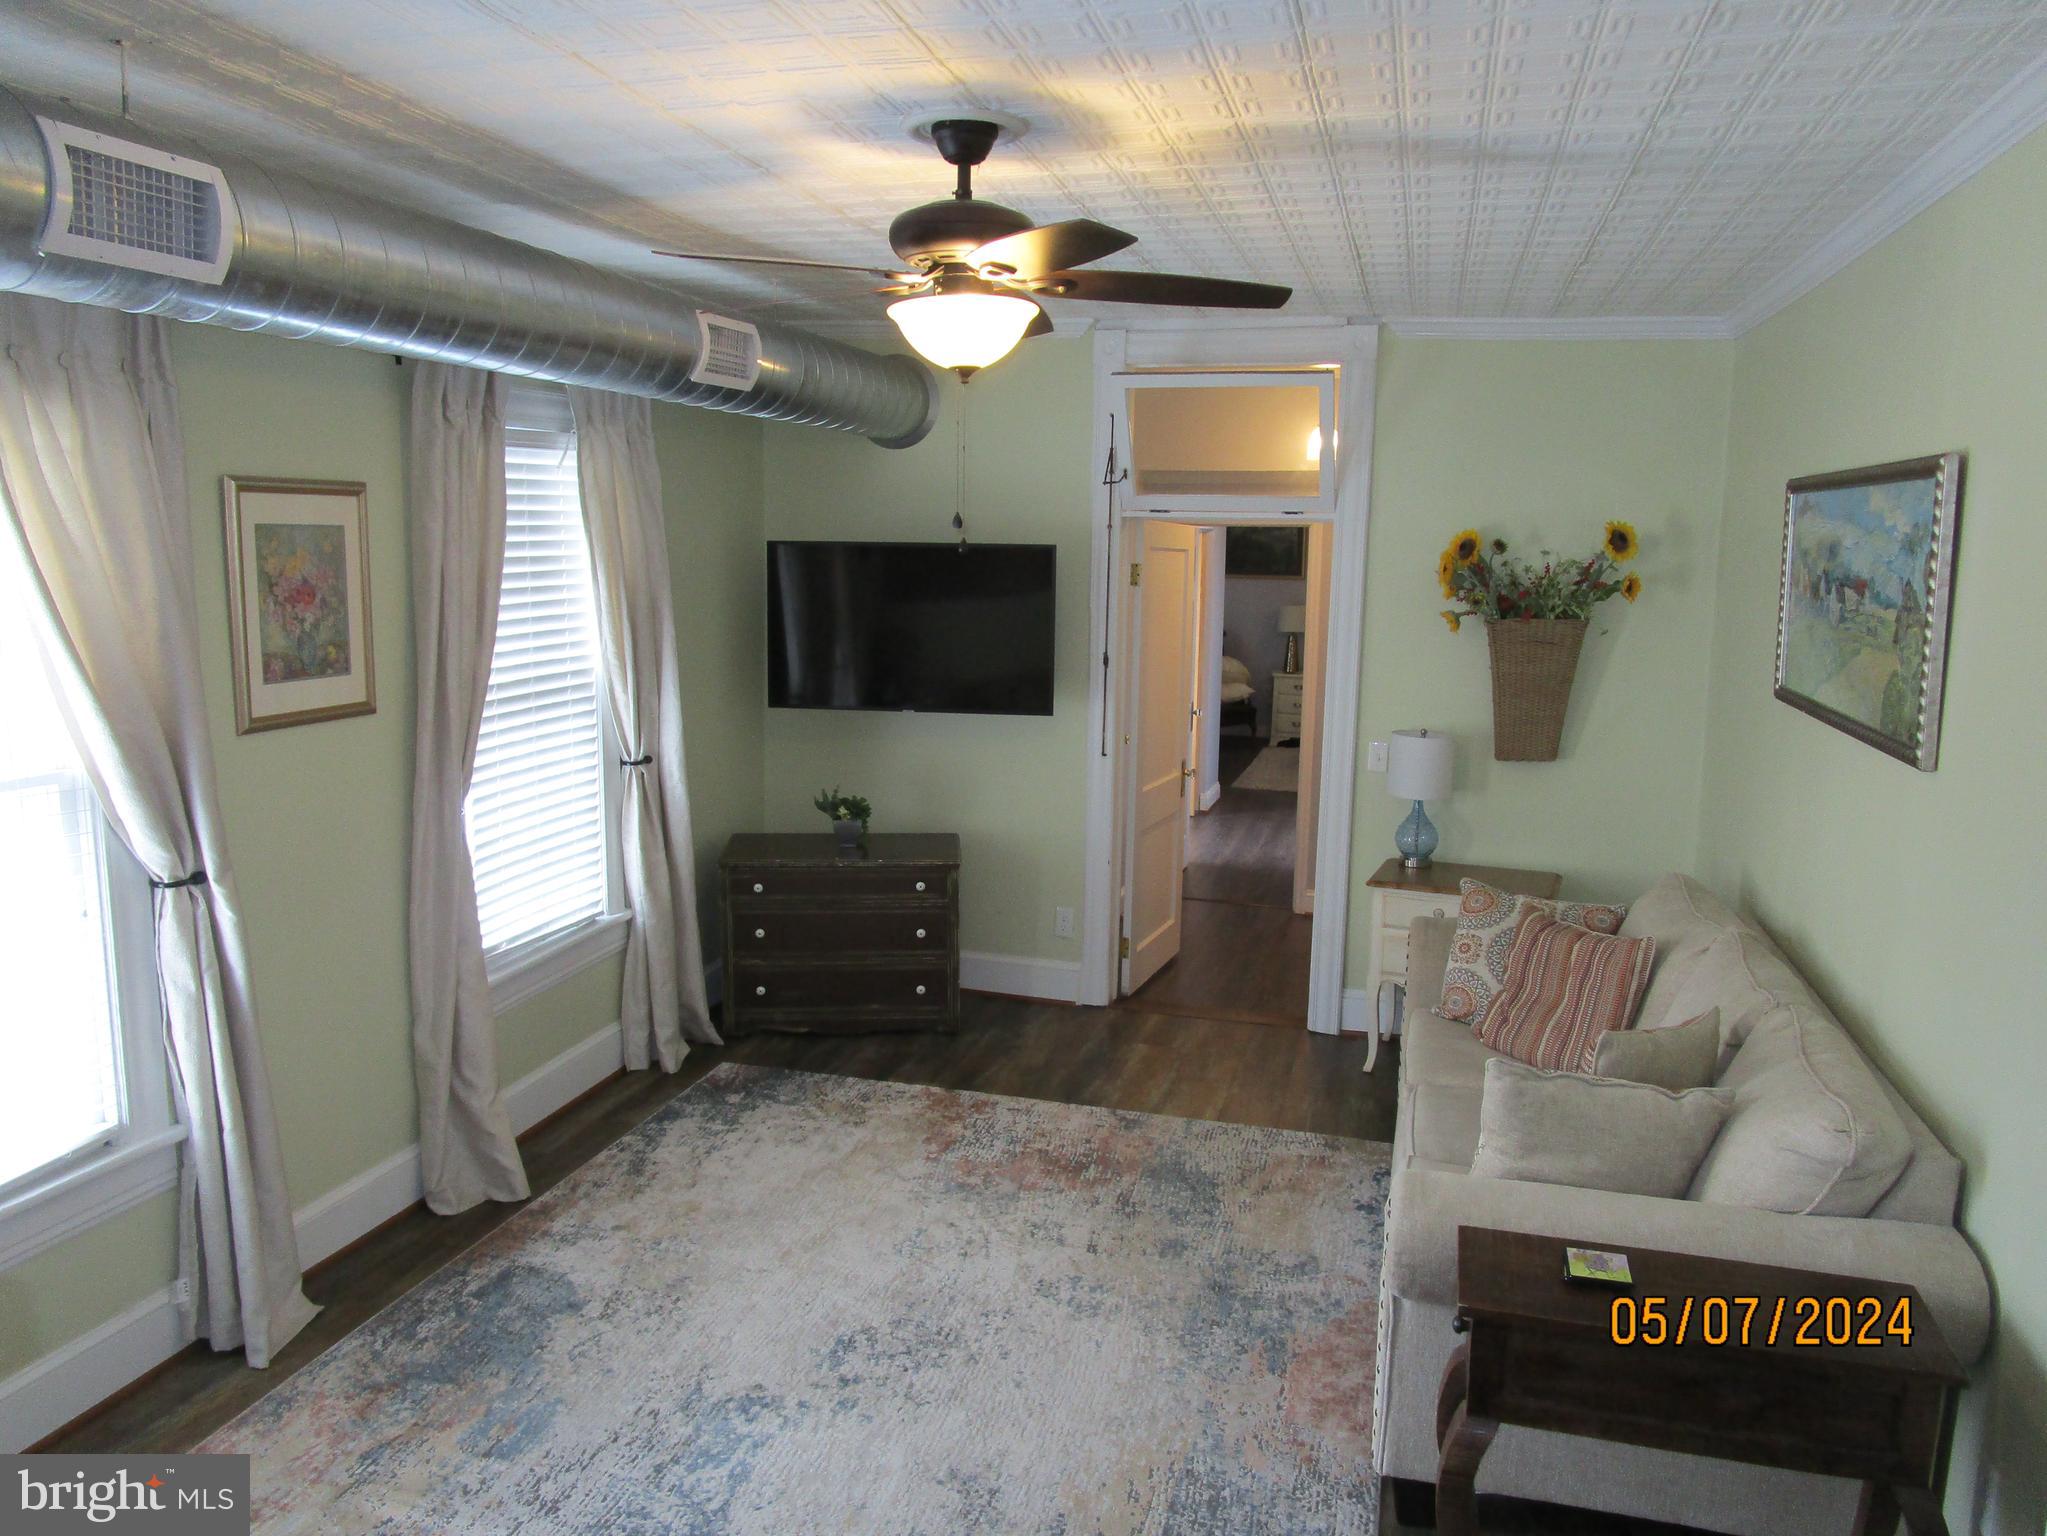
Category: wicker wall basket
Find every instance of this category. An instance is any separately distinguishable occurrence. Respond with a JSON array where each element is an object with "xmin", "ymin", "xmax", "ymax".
[{"xmin": 1485, "ymin": 618, "xmax": 1588, "ymax": 762}]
